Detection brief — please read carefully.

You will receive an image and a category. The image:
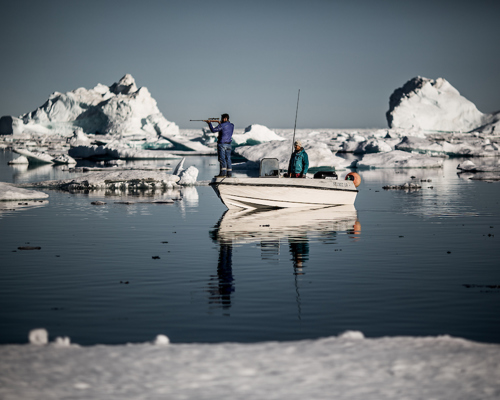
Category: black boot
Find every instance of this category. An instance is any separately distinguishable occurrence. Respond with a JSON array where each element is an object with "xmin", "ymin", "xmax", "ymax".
[
  {"xmin": 215, "ymin": 168, "xmax": 226, "ymax": 178},
  {"xmin": 226, "ymin": 170, "xmax": 232, "ymax": 178}
]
